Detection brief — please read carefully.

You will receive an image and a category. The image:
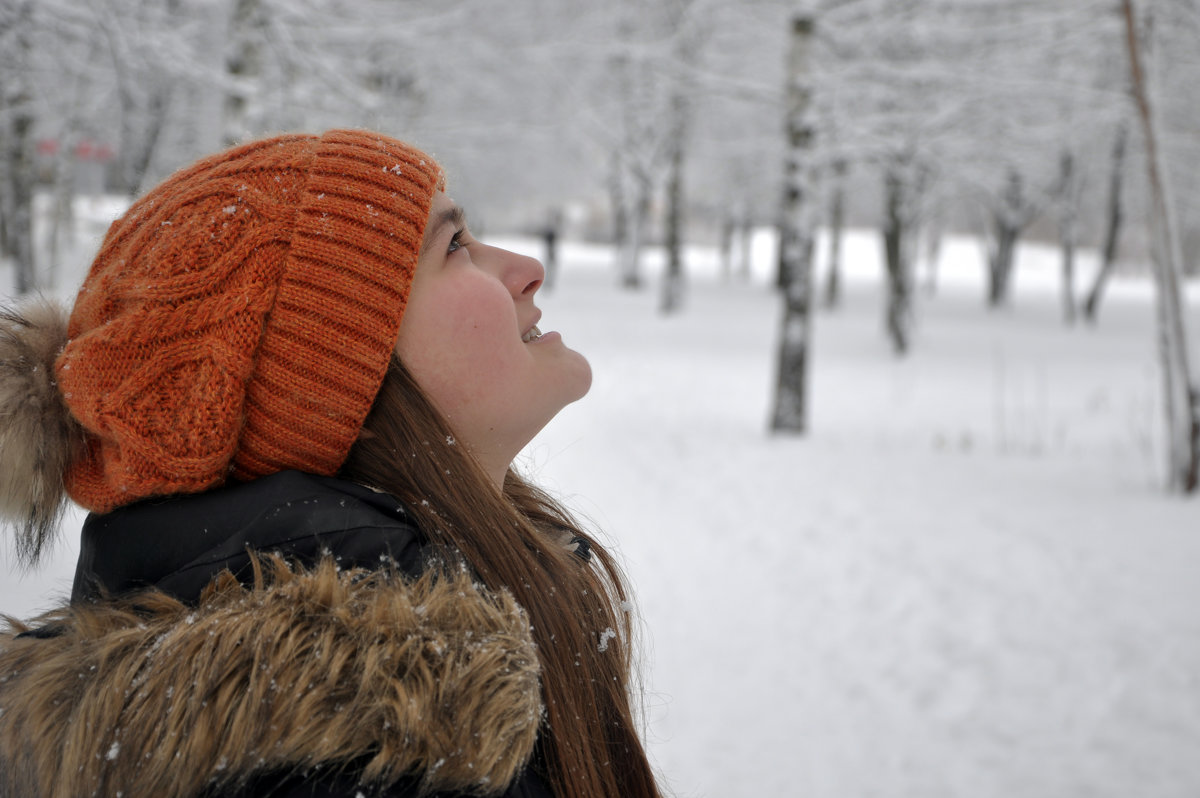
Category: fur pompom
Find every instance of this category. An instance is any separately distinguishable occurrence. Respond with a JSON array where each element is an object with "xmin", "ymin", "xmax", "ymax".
[{"xmin": 0, "ymin": 298, "xmax": 84, "ymax": 566}]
